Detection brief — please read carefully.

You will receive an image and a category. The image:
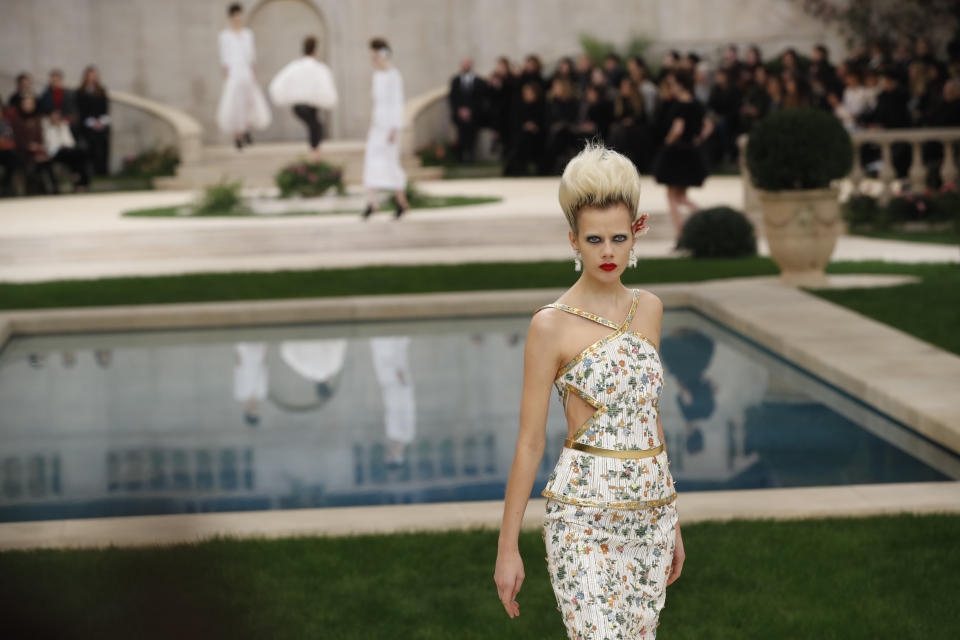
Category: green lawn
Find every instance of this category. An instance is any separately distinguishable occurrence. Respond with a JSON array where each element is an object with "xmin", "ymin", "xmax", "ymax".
[
  {"xmin": 850, "ymin": 229, "xmax": 960, "ymax": 245},
  {"xmin": 122, "ymin": 195, "xmax": 501, "ymax": 218},
  {"xmin": 0, "ymin": 514, "xmax": 957, "ymax": 639}
]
